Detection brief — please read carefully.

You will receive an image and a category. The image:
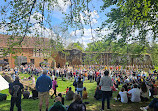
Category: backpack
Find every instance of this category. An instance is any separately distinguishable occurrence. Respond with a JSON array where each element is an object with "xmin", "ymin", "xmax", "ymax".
[
  {"xmin": 77, "ymin": 81, "xmax": 83, "ymax": 88},
  {"xmin": 73, "ymin": 80, "xmax": 77, "ymax": 87},
  {"xmin": 12, "ymin": 85, "xmax": 20, "ymax": 97}
]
